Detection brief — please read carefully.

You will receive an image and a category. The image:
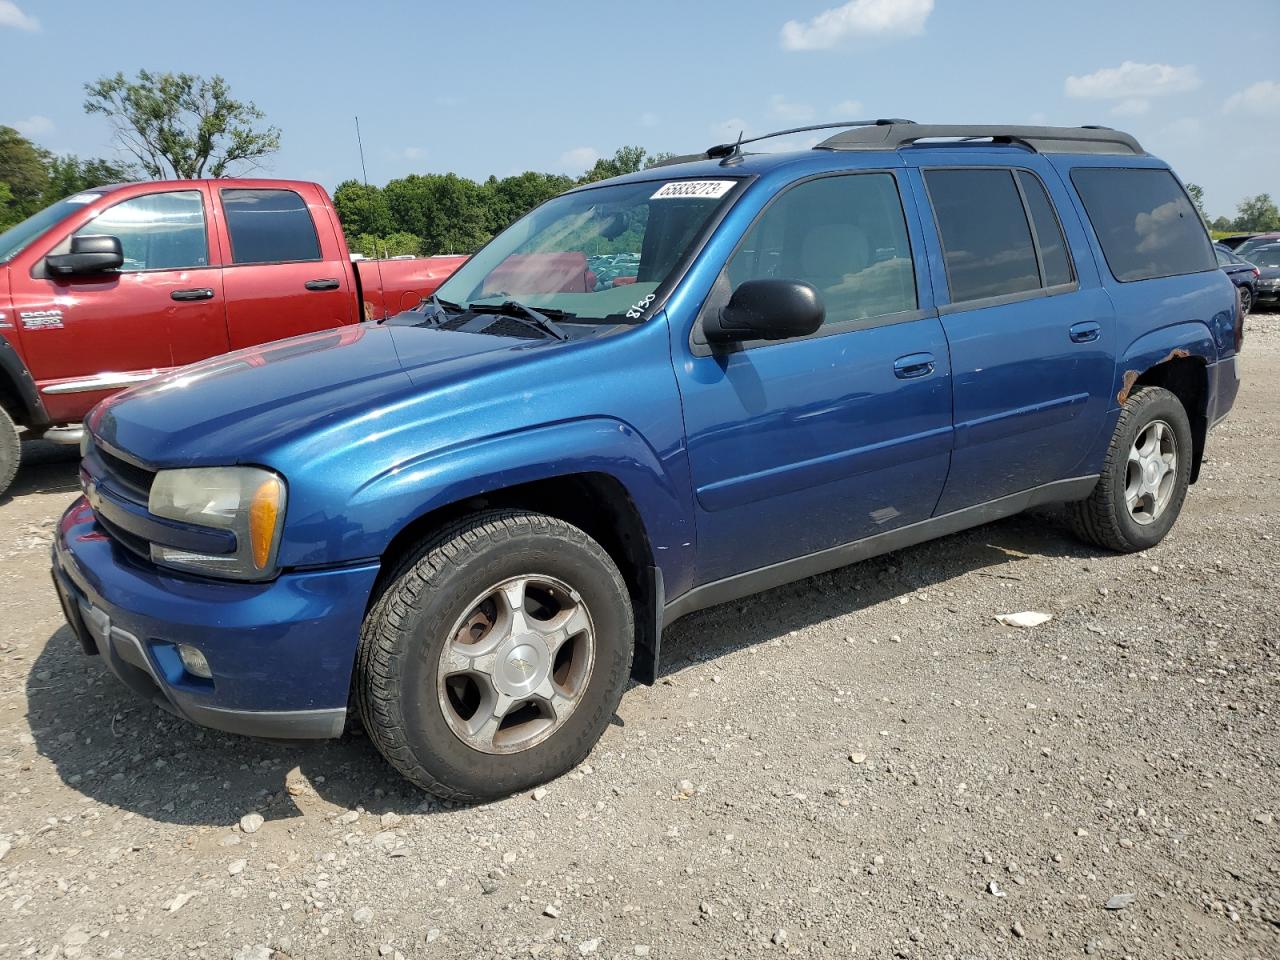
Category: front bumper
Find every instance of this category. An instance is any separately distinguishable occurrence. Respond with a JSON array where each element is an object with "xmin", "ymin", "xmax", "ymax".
[{"xmin": 51, "ymin": 497, "xmax": 381, "ymax": 739}]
